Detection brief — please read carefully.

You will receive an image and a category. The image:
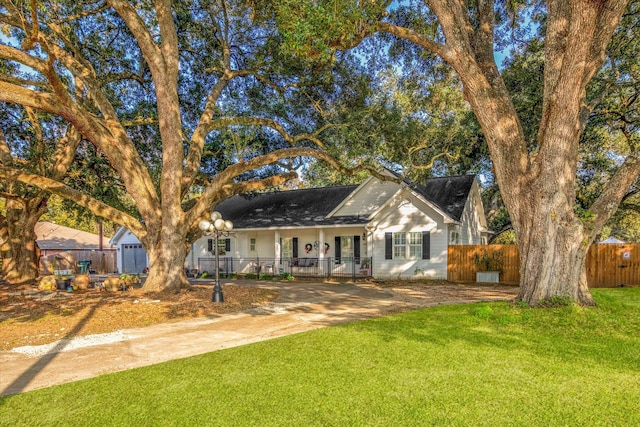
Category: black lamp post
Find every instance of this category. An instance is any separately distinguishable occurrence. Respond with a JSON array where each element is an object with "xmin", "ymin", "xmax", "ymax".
[{"xmin": 199, "ymin": 211, "xmax": 233, "ymax": 302}]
